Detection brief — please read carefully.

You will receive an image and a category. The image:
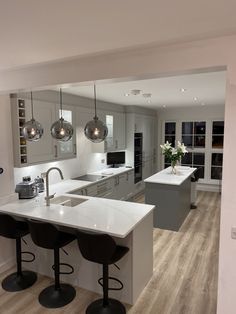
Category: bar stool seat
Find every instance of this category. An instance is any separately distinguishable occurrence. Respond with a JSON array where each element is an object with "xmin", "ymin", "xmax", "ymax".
[
  {"xmin": 0, "ymin": 214, "xmax": 37, "ymax": 292},
  {"xmin": 77, "ymin": 230, "xmax": 129, "ymax": 314},
  {"xmin": 28, "ymin": 220, "xmax": 76, "ymax": 309}
]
